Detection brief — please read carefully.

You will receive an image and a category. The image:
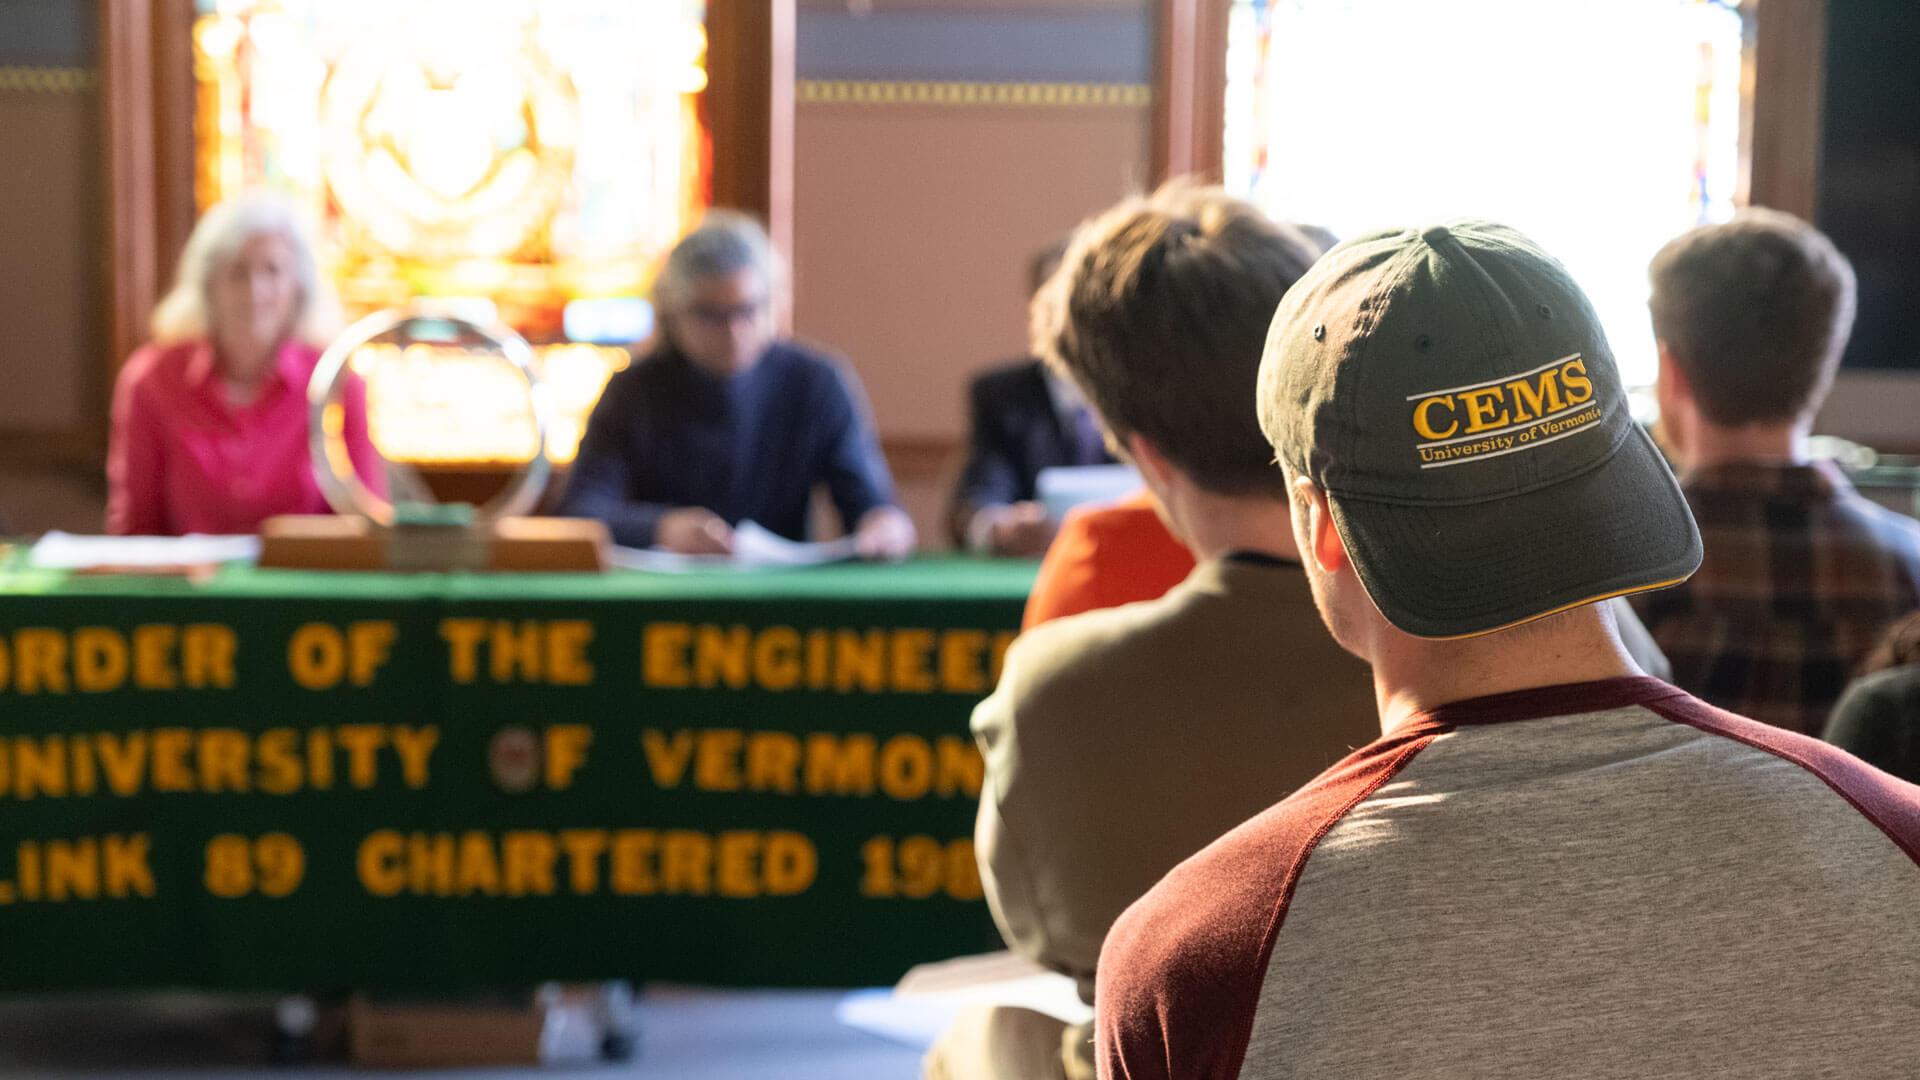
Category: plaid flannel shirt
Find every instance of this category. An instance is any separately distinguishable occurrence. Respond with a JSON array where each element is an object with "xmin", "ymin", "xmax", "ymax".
[{"xmin": 1631, "ymin": 461, "xmax": 1920, "ymax": 734}]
